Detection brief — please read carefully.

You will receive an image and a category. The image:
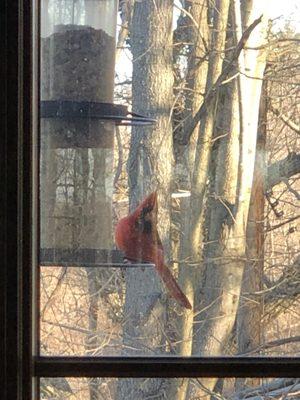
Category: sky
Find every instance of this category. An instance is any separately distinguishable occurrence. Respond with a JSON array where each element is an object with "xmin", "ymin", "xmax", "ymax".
[
  {"xmin": 268, "ymin": 0, "xmax": 299, "ymax": 32},
  {"xmin": 115, "ymin": 1, "xmax": 299, "ymax": 81}
]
